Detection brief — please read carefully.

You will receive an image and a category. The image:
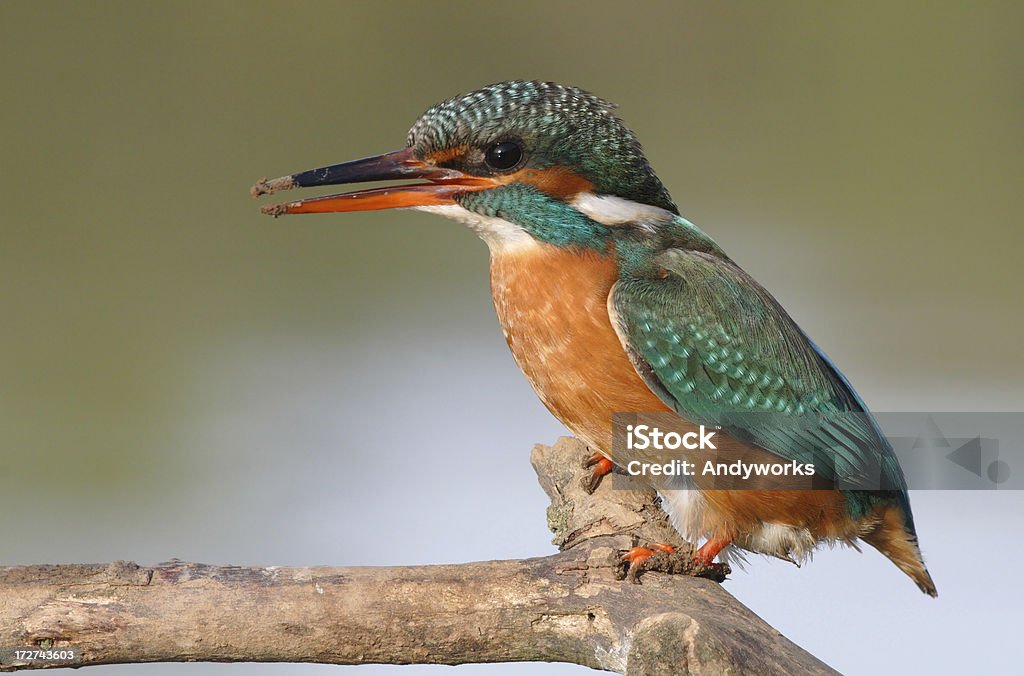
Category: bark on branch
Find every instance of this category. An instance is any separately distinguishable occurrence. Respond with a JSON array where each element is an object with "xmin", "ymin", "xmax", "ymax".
[{"xmin": 0, "ymin": 437, "xmax": 836, "ymax": 674}]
